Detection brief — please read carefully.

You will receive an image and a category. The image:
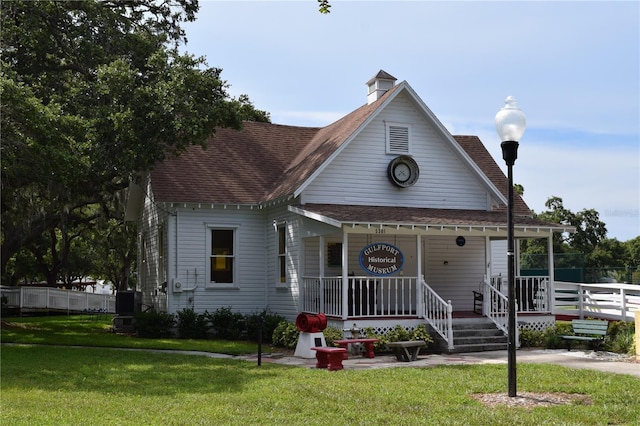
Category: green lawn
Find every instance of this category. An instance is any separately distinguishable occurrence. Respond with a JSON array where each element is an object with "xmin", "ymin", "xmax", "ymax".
[
  {"xmin": 2, "ymin": 316, "xmax": 640, "ymax": 425},
  {"xmin": 0, "ymin": 314, "xmax": 256, "ymax": 354}
]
